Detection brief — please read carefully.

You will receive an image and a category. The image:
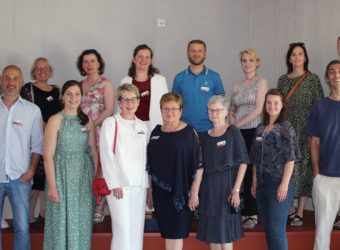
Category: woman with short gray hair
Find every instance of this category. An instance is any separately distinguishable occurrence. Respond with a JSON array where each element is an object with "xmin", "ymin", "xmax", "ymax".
[{"xmin": 197, "ymin": 95, "xmax": 249, "ymax": 250}]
